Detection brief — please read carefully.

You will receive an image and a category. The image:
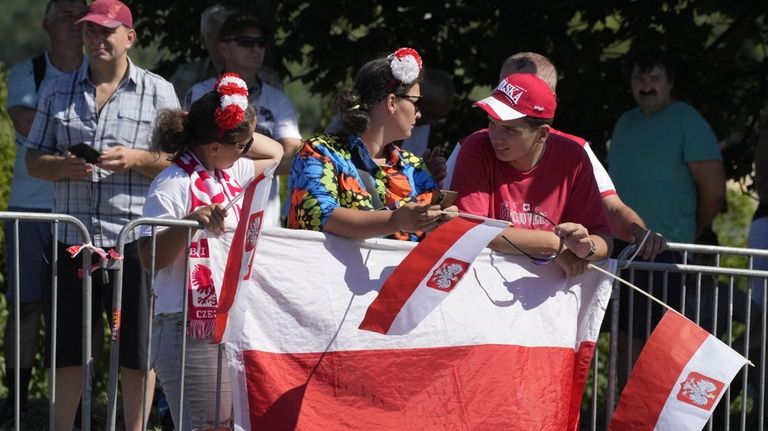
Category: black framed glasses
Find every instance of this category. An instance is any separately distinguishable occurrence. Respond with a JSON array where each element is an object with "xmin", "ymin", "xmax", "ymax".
[
  {"xmin": 396, "ymin": 94, "xmax": 422, "ymax": 111},
  {"xmin": 224, "ymin": 35, "xmax": 269, "ymax": 49},
  {"xmin": 231, "ymin": 136, "xmax": 254, "ymax": 154},
  {"xmin": 501, "ymin": 210, "xmax": 564, "ymax": 265}
]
